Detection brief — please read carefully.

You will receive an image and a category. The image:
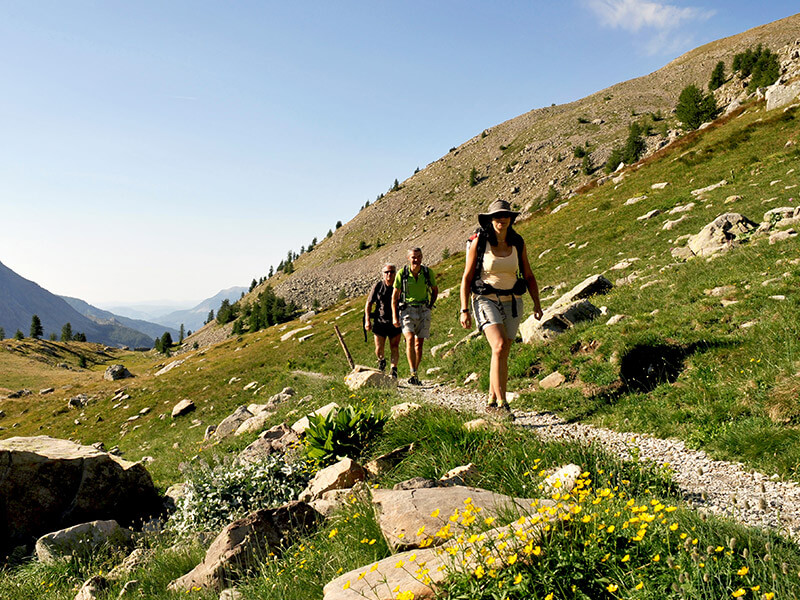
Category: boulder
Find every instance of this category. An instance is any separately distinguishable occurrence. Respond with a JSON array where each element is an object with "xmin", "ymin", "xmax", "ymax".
[
  {"xmin": 215, "ymin": 406, "xmax": 254, "ymax": 439},
  {"xmin": 549, "ymin": 274, "xmax": 612, "ymax": 309},
  {"xmin": 234, "ymin": 412, "xmax": 272, "ymax": 436},
  {"xmin": 155, "ymin": 360, "xmax": 185, "ymax": 377},
  {"xmin": 238, "ymin": 424, "xmax": 301, "ymax": 463},
  {"xmin": 684, "ymin": 213, "xmax": 758, "ymax": 257},
  {"xmin": 690, "ymin": 179, "xmax": 727, "ymax": 197},
  {"xmin": 539, "ymin": 372, "xmax": 566, "ymax": 389},
  {"xmin": 392, "ymin": 477, "xmax": 439, "ymax": 491},
  {"xmin": 766, "ymin": 78, "xmax": 800, "ymax": 111},
  {"xmin": 364, "ymin": 444, "xmax": 413, "ymax": 478},
  {"xmin": 35, "ymin": 520, "xmax": 134, "ymax": 565},
  {"xmin": 344, "ymin": 368, "xmax": 397, "ymax": 391},
  {"xmin": 299, "ymin": 458, "xmax": 366, "ymax": 502},
  {"xmin": 104, "ymin": 365, "xmax": 133, "ymax": 381},
  {"xmin": 439, "ymin": 463, "xmax": 479, "ymax": 487},
  {"xmin": 370, "ymin": 486, "xmax": 549, "ymax": 551},
  {"xmin": 390, "ymin": 402, "xmax": 422, "ymax": 419},
  {"xmin": 74, "ymin": 576, "xmax": 108, "ymax": 600},
  {"xmin": 0, "ymin": 436, "xmax": 162, "ymax": 557},
  {"xmin": 291, "ymin": 403, "xmax": 340, "ymax": 436},
  {"xmin": 323, "ymin": 518, "xmax": 550, "ymax": 600},
  {"xmin": 171, "ymin": 399, "xmax": 195, "ymax": 418},
  {"xmin": 520, "ymin": 299, "xmax": 601, "ymax": 343},
  {"xmin": 168, "ymin": 501, "xmax": 321, "ymax": 592},
  {"xmin": 542, "ymin": 464, "xmax": 583, "ymax": 495}
]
